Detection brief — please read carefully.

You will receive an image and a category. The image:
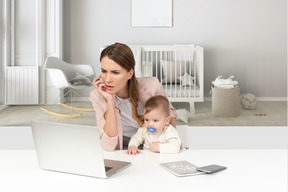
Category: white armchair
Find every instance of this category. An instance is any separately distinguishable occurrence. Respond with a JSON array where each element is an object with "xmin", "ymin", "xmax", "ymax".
[
  {"xmin": 45, "ymin": 57, "xmax": 95, "ymax": 89},
  {"xmin": 41, "ymin": 57, "xmax": 95, "ymax": 117}
]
